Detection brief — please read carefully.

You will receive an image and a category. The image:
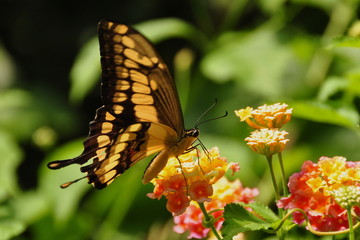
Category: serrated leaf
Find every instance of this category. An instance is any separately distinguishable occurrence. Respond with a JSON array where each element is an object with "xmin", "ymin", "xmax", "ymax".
[
  {"xmin": 245, "ymin": 202, "xmax": 279, "ymax": 222},
  {"xmin": 222, "ymin": 203, "xmax": 275, "ymax": 240}
]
